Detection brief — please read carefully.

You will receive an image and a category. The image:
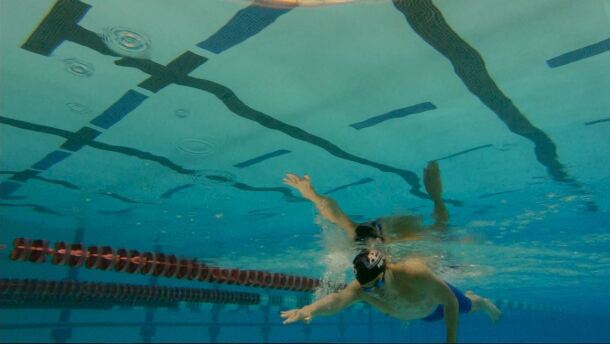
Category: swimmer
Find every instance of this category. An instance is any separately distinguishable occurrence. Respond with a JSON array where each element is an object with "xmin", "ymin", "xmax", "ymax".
[
  {"xmin": 283, "ymin": 161, "xmax": 449, "ymax": 244},
  {"xmin": 281, "ymin": 249, "xmax": 501, "ymax": 343}
]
